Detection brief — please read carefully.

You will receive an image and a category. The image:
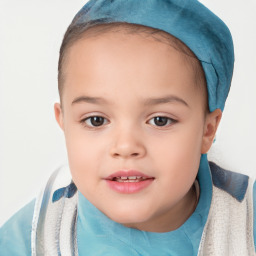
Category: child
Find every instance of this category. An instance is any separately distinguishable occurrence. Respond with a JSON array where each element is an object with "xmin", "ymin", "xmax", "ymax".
[{"xmin": 1, "ymin": 0, "xmax": 255, "ymax": 255}]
